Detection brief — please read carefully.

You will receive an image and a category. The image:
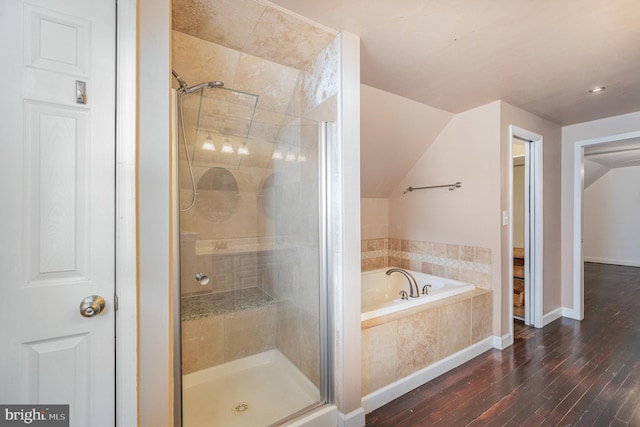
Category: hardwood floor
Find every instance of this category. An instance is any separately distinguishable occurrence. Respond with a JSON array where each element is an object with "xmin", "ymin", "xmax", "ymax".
[{"xmin": 365, "ymin": 263, "xmax": 640, "ymax": 426}]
